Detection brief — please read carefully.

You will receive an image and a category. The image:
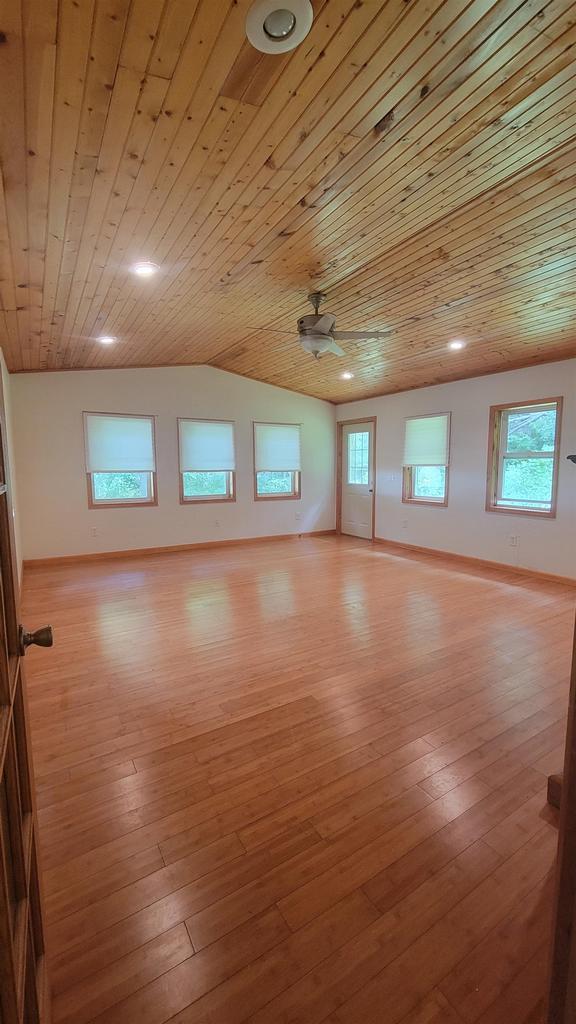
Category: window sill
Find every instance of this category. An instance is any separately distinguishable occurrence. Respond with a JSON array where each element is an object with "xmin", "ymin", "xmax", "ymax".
[
  {"xmin": 254, "ymin": 493, "xmax": 301, "ymax": 502},
  {"xmin": 485, "ymin": 503, "xmax": 556, "ymax": 519},
  {"xmin": 88, "ymin": 498, "xmax": 158, "ymax": 510},
  {"xmin": 402, "ymin": 497, "xmax": 448, "ymax": 508},
  {"xmin": 180, "ymin": 496, "xmax": 236, "ymax": 505}
]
